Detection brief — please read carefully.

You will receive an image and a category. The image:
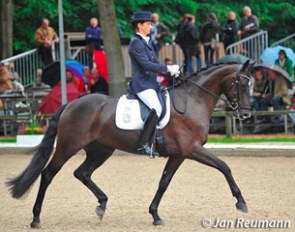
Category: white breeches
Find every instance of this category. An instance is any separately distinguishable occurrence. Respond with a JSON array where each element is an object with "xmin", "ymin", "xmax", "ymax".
[{"xmin": 137, "ymin": 89, "xmax": 162, "ymax": 117}]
